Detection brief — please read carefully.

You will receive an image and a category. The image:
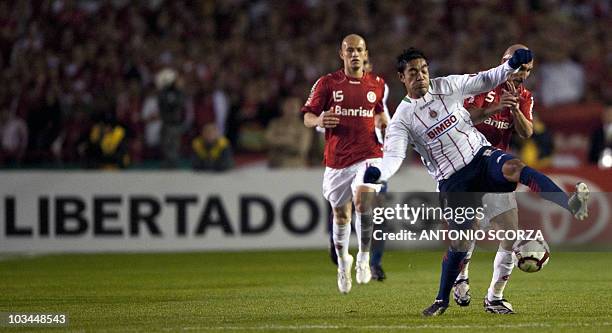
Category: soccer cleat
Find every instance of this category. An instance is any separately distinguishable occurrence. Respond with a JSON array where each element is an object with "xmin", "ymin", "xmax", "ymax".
[
  {"xmin": 337, "ymin": 254, "xmax": 353, "ymax": 294},
  {"xmin": 453, "ymin": 278, "xmax": 471, "ymax": 306},
  {"xmin": 422, "ymin": 300, "xmax": 449, "ymax": 317},
  {"xmin": 371, "ymin": 265, "xmax": 386, "ymax": 281},
  {"xmin": 355, "ymin": 254, "xmax": 371, "ymax": 284},
  {"xmin": 568, "ymin": 182, "xmax": 590, "ymax": 221},
  {"xmin": 484, "ymin": 297, "xmax": 515, "ymax": 314}
]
